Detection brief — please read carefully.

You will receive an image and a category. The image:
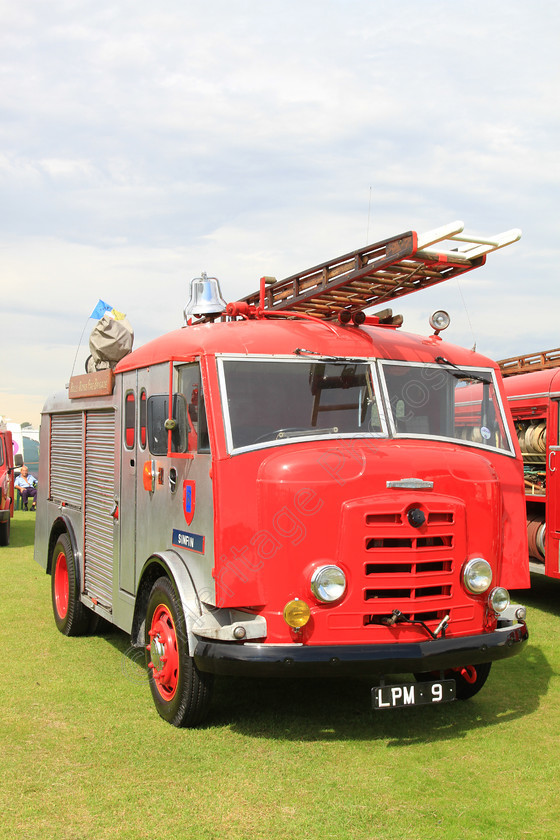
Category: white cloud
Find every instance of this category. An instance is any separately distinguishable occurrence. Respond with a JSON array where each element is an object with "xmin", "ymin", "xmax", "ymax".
[{"xmin": 0, "ymin": 0, "xmax": 559, "ymax": 424}]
